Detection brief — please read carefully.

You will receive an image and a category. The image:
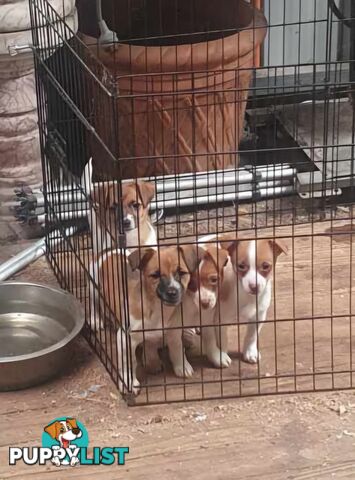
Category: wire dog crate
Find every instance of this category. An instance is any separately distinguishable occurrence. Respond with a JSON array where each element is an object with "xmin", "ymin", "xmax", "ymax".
[{"xmin": 29, "ymin": 0, "xmax": 355, "ymax": 405}]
